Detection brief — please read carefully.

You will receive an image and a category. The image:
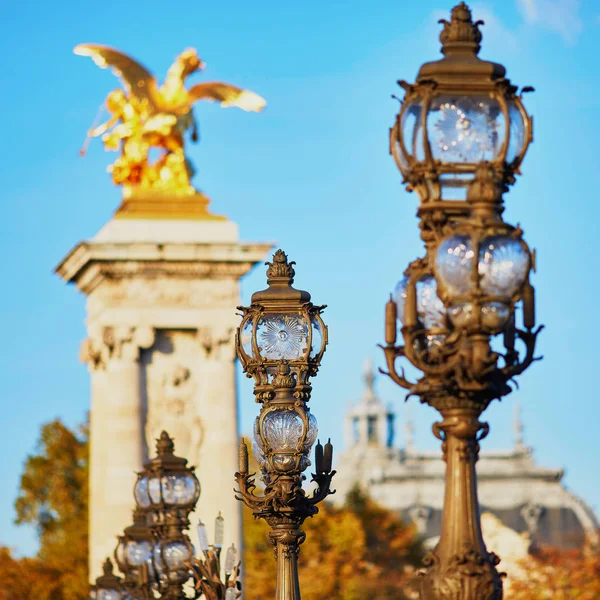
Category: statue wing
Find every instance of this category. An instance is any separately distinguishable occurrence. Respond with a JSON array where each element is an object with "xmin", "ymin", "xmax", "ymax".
[
  {"xmin": 74, "ymin": 43, "xmax": 160, "ymax": 111},
  {"xmin": 188, "ymin": 82, "xmax": 266, "ymax": 112}
]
